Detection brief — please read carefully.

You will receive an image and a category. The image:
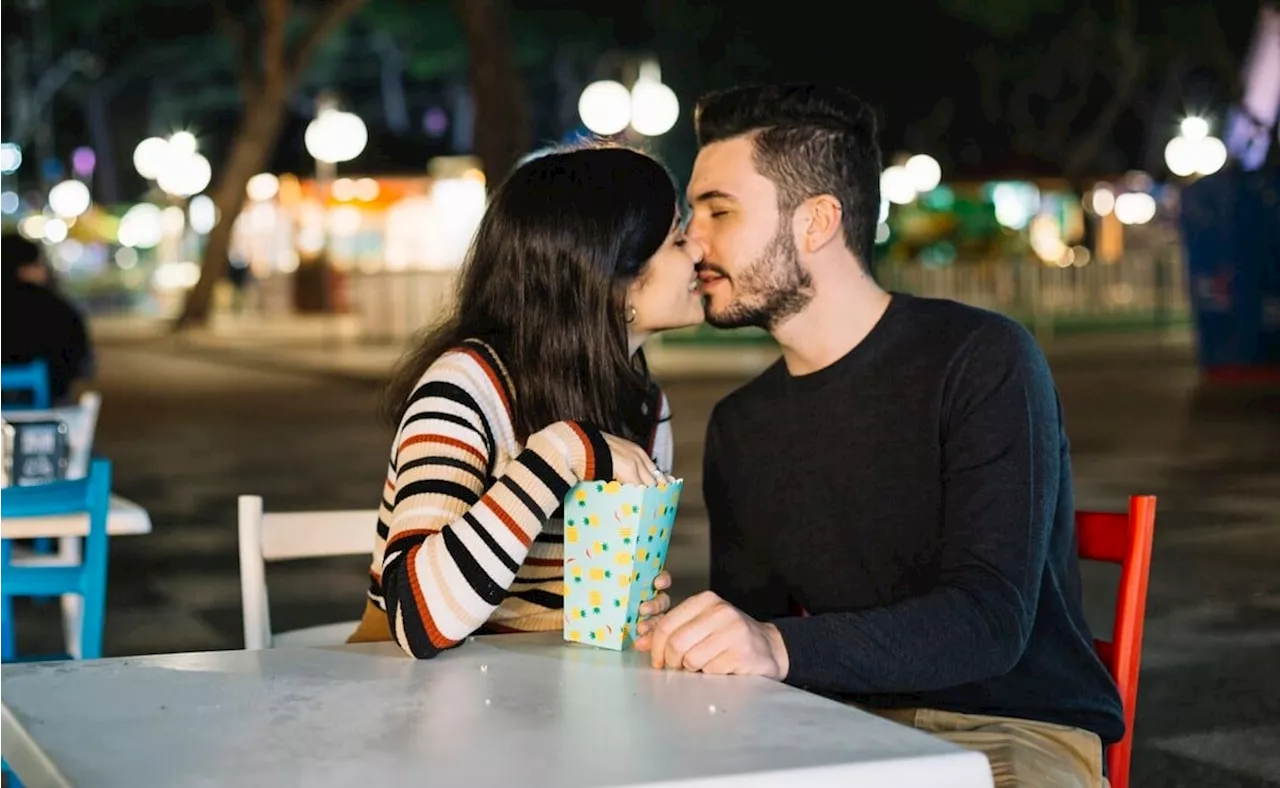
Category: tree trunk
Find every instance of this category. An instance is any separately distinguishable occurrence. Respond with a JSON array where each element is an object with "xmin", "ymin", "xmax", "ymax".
[
  {"xmin": 451, "ymin": 0, "xmax": 530, "ymax": 188},
  {"xmin": 175, "ymin": 90, "xmax": 288, "ymax": 330}
]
